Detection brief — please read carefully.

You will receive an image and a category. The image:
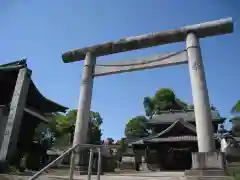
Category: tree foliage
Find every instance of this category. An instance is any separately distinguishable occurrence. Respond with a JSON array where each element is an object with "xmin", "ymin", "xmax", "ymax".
[
  {"xmin": 143, "ymin": 88, "xmax": 187, "ymax": 118},
  {"xmin": 231, "ymin": 100, "xmax": 240, "ymax": 113},
  {"xmin": 115, "ymin": 138, "xmax": 127, "ymax": 162},
  {"xmin": 36, "ymin": 109, "xmax": 103, "ymax": 148},
  {"xmin": 87, "ymin": 111, "xmax": 103, "ymax": 144},
  {"xmin": 124, "ymin": 116, "xmax": 149, "ymax": 138},
  {"xmin": 143, "ymin": 97, "xmax": 155, "ymax": 118},
  {"xmin": 225, "ymin": 100, "xmax": 240, "ymax": 137},
  {"xmin": 230, "ymin": 116, "xmax": 240, "ymax": 137},
  {"xmin": 229, "ymin": 100, "xmax": 240, "ymax": 136},
  {"xmin": 35, "ymin": 123, "xmax": 55, "ymax": 145}
]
